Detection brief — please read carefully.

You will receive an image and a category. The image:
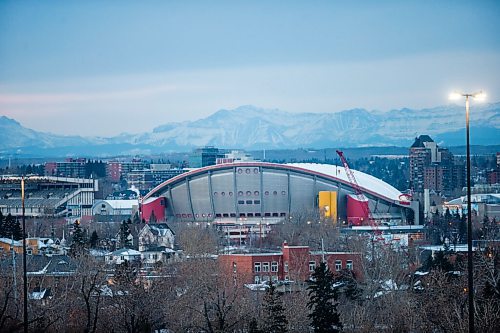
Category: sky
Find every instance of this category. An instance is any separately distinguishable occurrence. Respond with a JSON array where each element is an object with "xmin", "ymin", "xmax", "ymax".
[{"xmin": 0, "ymin": 0, "xmax": 499, "ymax": 137}]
